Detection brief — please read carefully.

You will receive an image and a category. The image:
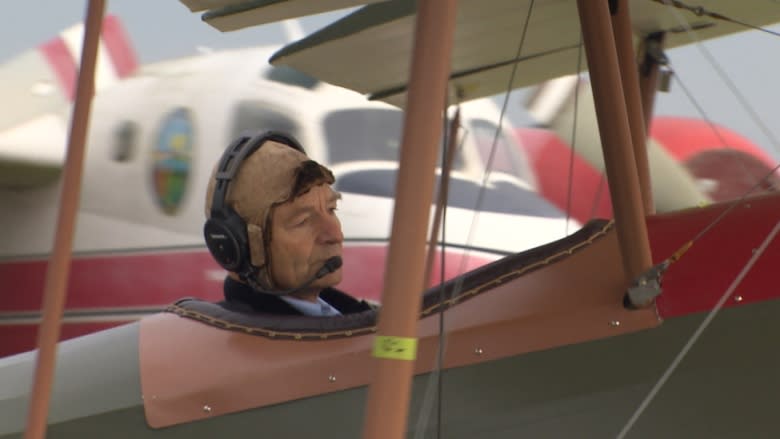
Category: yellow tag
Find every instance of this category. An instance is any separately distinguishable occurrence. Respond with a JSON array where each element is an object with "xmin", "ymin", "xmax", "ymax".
[{"xmin": 372, "ymin": 335, "xmax": 418, "ymax": 361}]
